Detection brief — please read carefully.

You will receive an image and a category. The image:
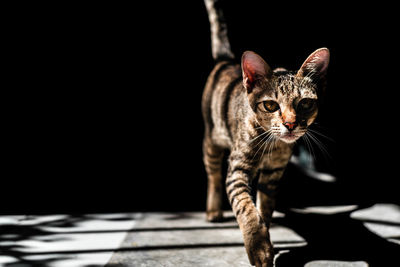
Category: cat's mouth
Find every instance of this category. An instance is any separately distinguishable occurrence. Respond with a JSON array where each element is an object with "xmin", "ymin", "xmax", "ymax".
[{"xmin": 280, "ymin": 132, "xmax": 301, "ymax": 143}]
